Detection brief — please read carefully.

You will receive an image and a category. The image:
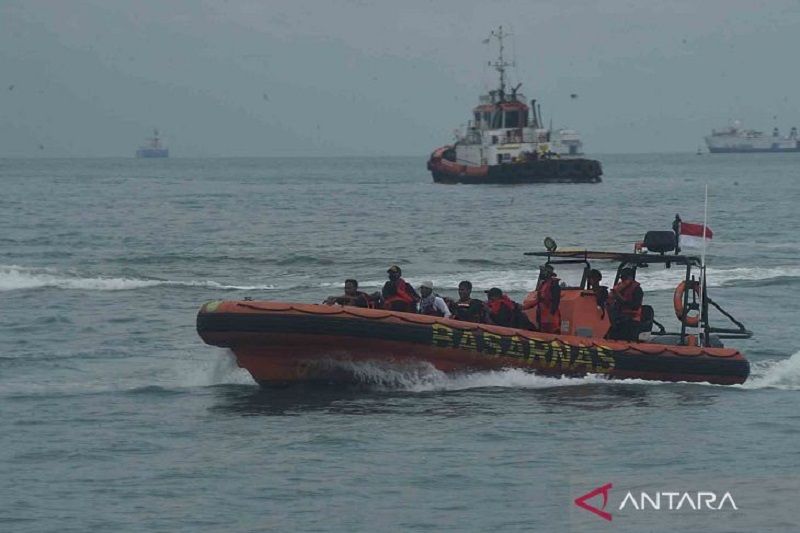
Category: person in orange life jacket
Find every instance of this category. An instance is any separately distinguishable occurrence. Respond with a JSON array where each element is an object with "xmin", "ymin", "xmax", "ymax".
[
  {"xmin": 417, "ymin": 281, "xmax": 452, "ymax": 318},
  {"xmin": 523, "ymin": 264, "xmax": 561, "ymax": 333},
  {"xmin": 324, "ymin": 279, "xmax": 370, "ymax": 308},
  {"xmin": 485, "ymin": 287, "xmax": 533, "ymax": 329},
  {"xmin": 450, "ymin": 280, "xmax": 487, "ymax": 323},
  {"xmin": 586, "ymin": 269, "xmax": 609, "ymax": 317},
  {"xmin": 606, "ymin": 267, "xmax": 644, "ymax": 341},
  {"xmin": 381, "ymin": 265, "xmax": 419, "ymax": 312}
]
